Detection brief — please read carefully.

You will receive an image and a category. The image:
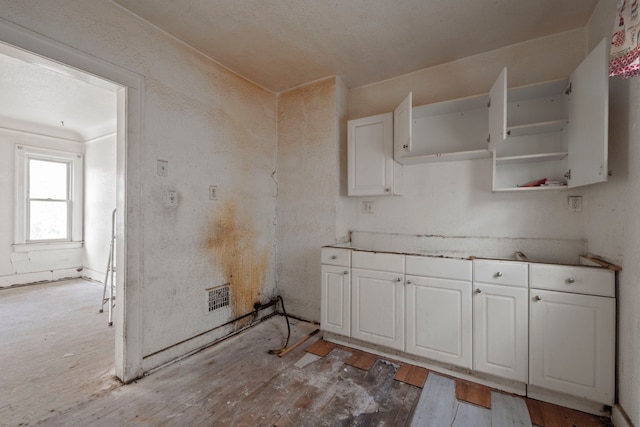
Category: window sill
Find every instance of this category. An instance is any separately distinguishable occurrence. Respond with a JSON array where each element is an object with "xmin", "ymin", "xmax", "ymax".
[{"xmin": 13, "ymin": 241, "xmax": 84, "ymax": 252}]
